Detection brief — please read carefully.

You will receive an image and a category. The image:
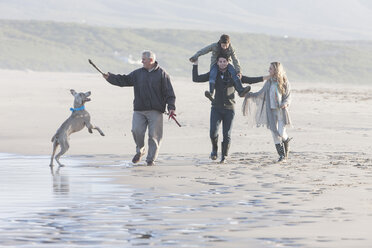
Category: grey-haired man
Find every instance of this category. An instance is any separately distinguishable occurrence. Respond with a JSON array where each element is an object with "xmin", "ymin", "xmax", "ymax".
[{"xmin": 103, "ymin": 51, "xmax": 176, "ymax": 166}]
